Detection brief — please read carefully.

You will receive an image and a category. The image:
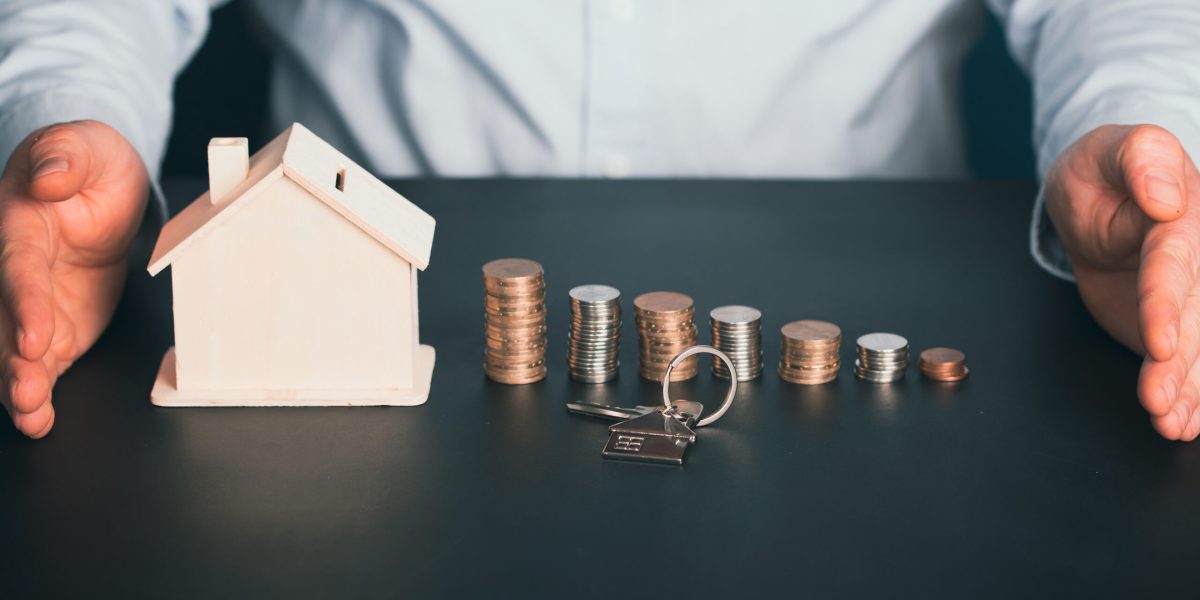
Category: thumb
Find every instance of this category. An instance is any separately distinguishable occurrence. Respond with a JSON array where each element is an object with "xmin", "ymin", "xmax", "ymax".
[
  {"xmin": 1102, "ymin": 124, "xmax": 1191, "ymax": 223},
  {"xmin": 26, "ymin": 121, "xmax": 102, "ymax": 203}
]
